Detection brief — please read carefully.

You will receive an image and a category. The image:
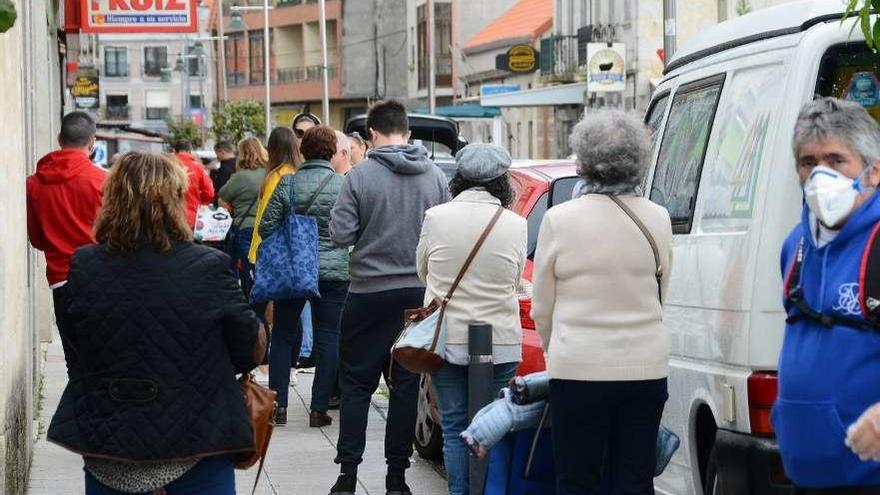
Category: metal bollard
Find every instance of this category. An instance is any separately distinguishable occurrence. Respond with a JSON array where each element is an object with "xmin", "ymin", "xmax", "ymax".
[{"xmin": 468, "ymin": 321, "xmax": 493, "ymax": 495}]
